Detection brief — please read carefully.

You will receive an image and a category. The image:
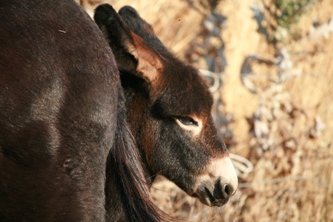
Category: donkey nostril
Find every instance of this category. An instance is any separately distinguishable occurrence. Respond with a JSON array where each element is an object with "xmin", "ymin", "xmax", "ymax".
[
  {"xmin": 214, "ymin": 181, "xmax": 235, "ymax": 199},
  {"xmin": 223, "ymin": 184, "xmax": 233, "ymax": 197}
]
